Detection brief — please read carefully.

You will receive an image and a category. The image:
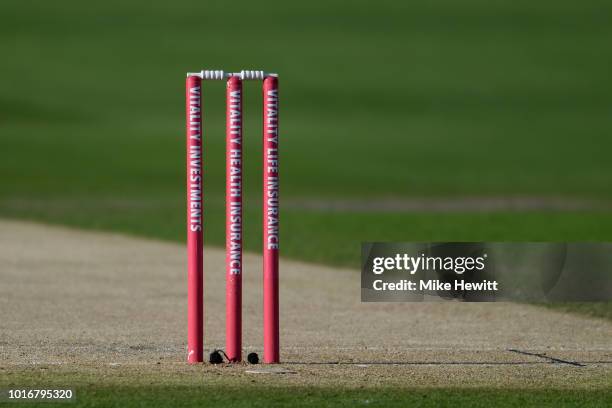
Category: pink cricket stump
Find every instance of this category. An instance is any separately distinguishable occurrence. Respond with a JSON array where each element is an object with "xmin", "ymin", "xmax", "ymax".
[
  {"xmin": 186, "ymin": 75, "xmax": 204, "ymax": 364},
  {"xmin": 263, "ymin": 75, "xmax": 280, "ymax": 363},
  {"xmin": 226, "ymin": 76, "xmax": 243, "ymax": 362}
]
